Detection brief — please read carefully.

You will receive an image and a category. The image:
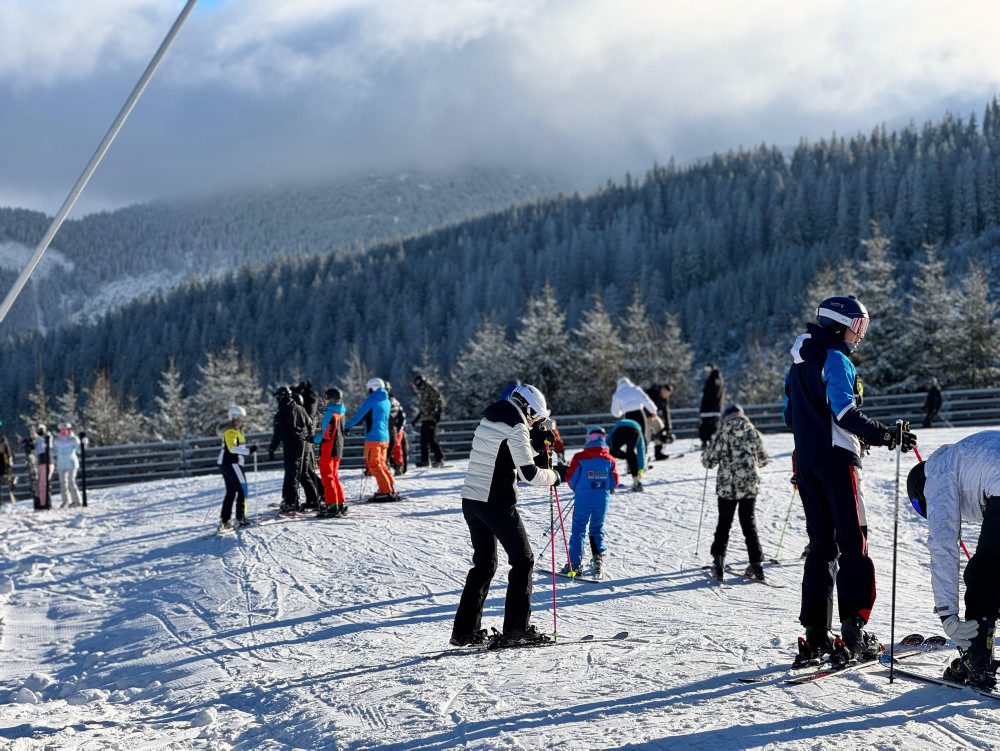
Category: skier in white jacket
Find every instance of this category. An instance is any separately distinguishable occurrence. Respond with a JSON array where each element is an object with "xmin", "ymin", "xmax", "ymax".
[
  {"xmin": 53, "ymin": 423, "xmax": 82, "ymax": 508},
  {"xmin": 610, "ymin": 377, "xmax": 657, "ymax": 444},
  {"xmin": 451, "ymin": 384, "xmax": 562, "ymax": 649},
  {"xmin": 907, "ymin": 430, "xmax": 1000, "ymax": 689}
]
